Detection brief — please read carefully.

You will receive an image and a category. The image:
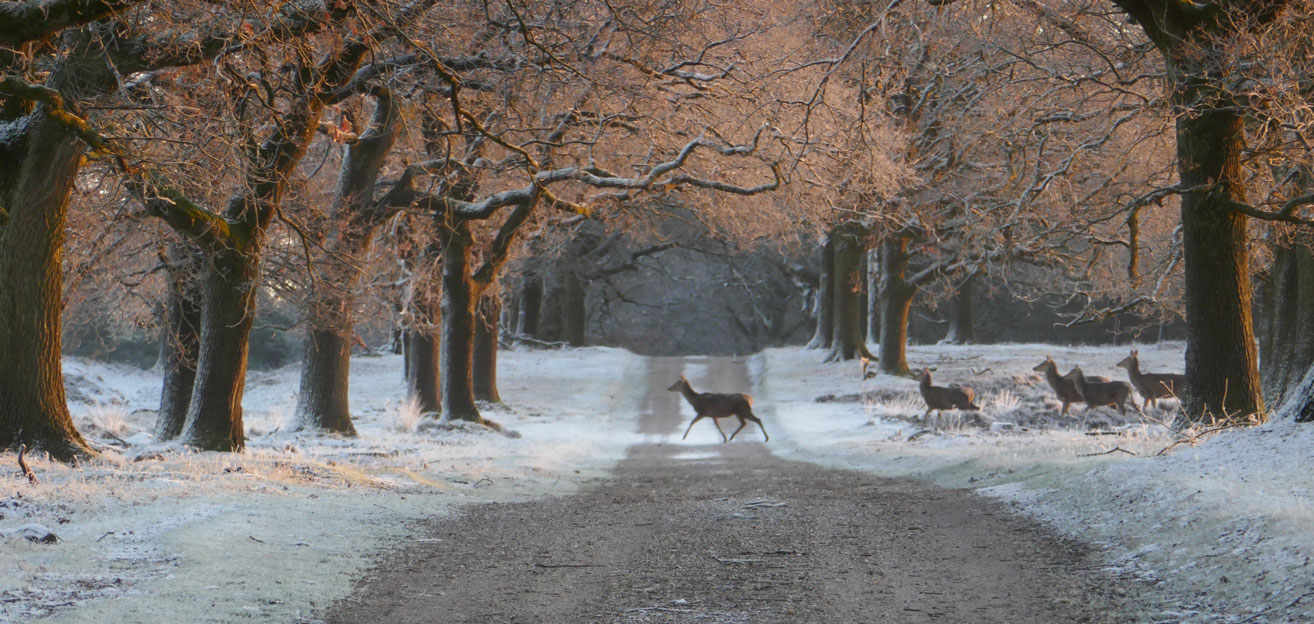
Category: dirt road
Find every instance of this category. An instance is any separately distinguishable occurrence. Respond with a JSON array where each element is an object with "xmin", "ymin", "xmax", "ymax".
[{"xmin": 324, "ymin": 357, "xmax": 1127, "ymax": 623}]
